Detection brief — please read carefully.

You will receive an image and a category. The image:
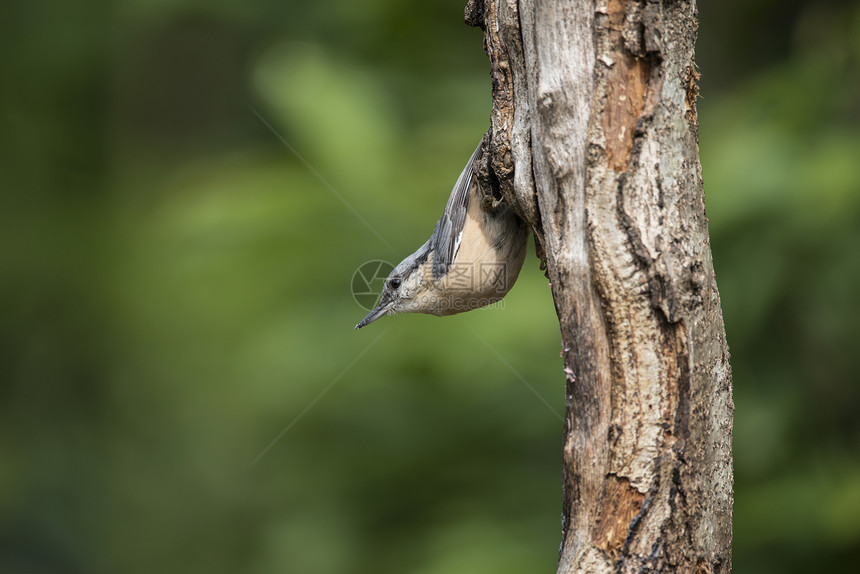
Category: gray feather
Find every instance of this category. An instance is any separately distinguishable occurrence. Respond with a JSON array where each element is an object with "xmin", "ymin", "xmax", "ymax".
[{"xmin": 429, "ymin": 142, "xmax": 483, "ymax": 279}]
